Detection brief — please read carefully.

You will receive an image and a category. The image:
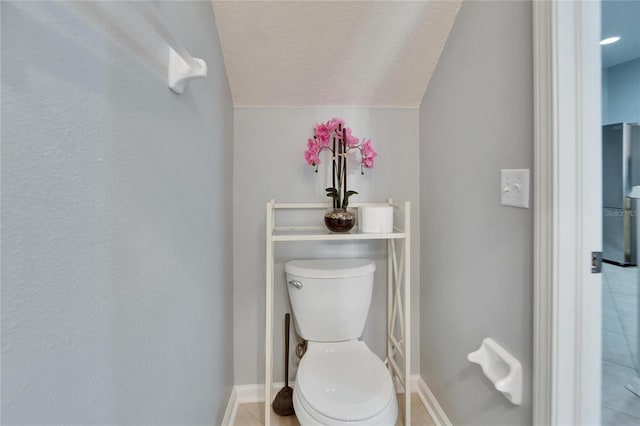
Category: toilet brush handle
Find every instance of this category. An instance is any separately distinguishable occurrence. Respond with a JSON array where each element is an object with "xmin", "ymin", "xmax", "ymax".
[{"xmin": 285, "ymin": 313, "xmax": 290, "ymax": 387}]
